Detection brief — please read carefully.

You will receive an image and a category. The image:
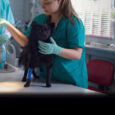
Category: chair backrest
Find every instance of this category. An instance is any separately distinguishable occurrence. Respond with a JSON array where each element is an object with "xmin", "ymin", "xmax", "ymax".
[{"xmin": 87, "ymin": 59, "xmax": 114, "ymax": 86}]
